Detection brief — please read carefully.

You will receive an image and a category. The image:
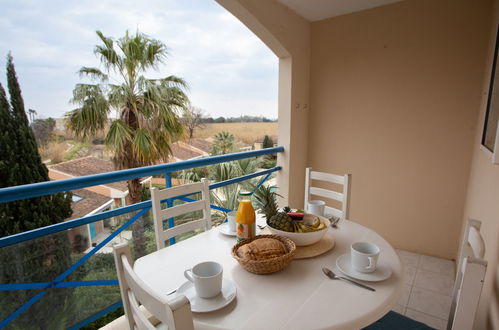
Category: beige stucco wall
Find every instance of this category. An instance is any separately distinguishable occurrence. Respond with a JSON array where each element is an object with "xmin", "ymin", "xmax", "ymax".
[
  {"xmin": 462, "ymin": 0, "xmax": 499, "ymax": 327},
  {"xmin": 216, "ymin": 0, "xmax": 497, "ymax": 326},
  {"xmin": 308, "ymin": 0, "xmax": 492, "ymax": 259},
  {"xmin": 216, "ymin": 0, "xmax": 310, "ymax": 207}
]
